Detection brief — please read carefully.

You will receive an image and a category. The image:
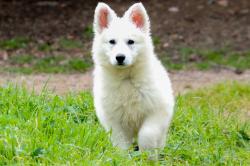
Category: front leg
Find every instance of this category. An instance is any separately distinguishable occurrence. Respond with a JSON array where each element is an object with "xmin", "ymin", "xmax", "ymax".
[
  {"xmin": 138, "ymin": 111, "xmax": 172, "ymax": 160},
  {"xmin": 138, "ymin": 111, "xmax": 172, "ymax": 150},
  {"xmin": 96, "ymin": 107, "xmax": 134, "ymax": 149},
  {"xmin": 110, "ymin": 123, "xmax": 134, "ymax": 150}
]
